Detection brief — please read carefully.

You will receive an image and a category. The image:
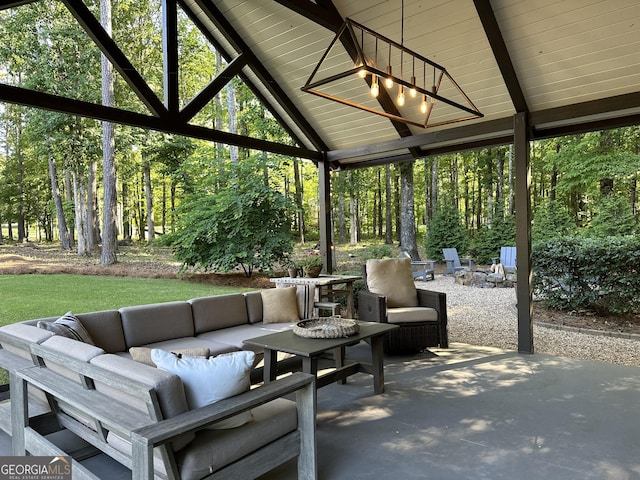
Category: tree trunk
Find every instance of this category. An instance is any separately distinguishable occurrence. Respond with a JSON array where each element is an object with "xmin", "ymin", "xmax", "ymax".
[
  {"xmin": 215, "ymin": 51, "xmax": 224, "ymax": 159},
  {"xmin": 349, "ymin": 171, "xmax": 357, "ymax": 246},
  {"xmin": 486, "ymin": 149, "xmax": 494, "ymax": 228},
  {"xmin": 64, "ymin": 167, "xmax": 75, "ymax": 244},
  {"xmin": 393, "ymin": 167, "xmax": 400, "ymax": 242},
  {"xmin": 227, "ymin": 82, "xmax": 238, "ymax": 162},
  {"xmin": 100, "ymin": 0, "xmax": 117, "ymax": 264},
  {"xmin": 385, "ymin": 164, "xmax": 393, "ymax": 244},
  {"xmin": 17, "ymin": 121, "xmax": 26, "ymax": 242},
  {"xmin": 399, "ymin": 161, "xmax": 419, "ymax": 259},
  {"xmin": 508, "ymin": 144, "xmax": 514, "ymax": 215},
  {"xmin": 144, "ymin": 161, "xmax": 155, "ymax": 243},
  {"xmin": 293, "ymin": 158, "xmax": 305, "ymax": 243},
  {"xmin": 337, "ymin": 174, "xmax": 347, "ymax": 243},
  {"xmin": 47, "ymin": 139, "xmax": 71, "ymax": 250},
  {"xmin": 376, "ymin": 169, "xmax": 383, "ymax": 237},
  {"xmin": 87, "ymin": 159, "xmax": 99, "ymax": 250},
  {"xmin": 496, "ymin": 148, "xmax": 504, "ymax": 213},
  {"xmin": 73, "ymin": 171, "xmax": 89, "ymax": 256}
]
